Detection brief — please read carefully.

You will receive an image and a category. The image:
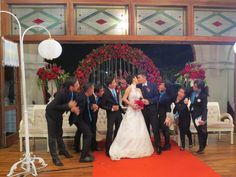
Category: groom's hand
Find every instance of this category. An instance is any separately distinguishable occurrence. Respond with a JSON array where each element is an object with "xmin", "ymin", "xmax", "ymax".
[
  {"xmin": 112, "ymin": 105, "xmax": 119, "ymax": 111},
  {"xmin": 142, "ymin": 99, "xmax": 150, "ymax": 105}
]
